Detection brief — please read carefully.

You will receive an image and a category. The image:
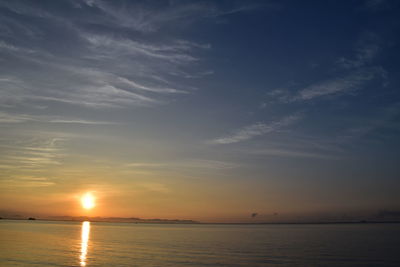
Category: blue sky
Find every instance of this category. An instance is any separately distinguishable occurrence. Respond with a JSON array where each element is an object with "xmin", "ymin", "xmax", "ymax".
[{"xmin": 0, "ymin": 0, "xmax": 399, "ymax": 221}]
